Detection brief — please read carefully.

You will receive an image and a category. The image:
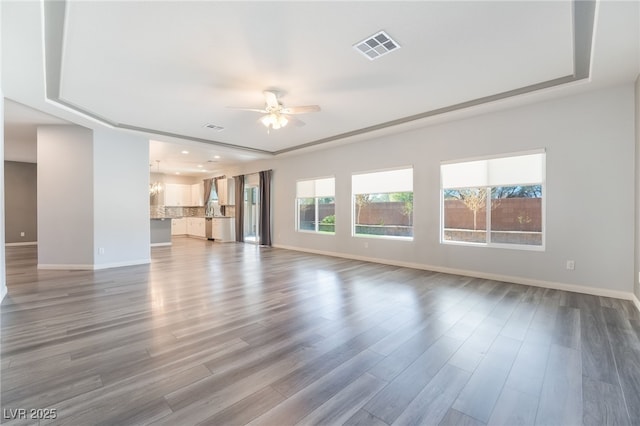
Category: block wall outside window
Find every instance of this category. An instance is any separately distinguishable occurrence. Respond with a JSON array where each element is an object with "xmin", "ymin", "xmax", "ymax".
[
  {"xmin": 296, "ymin": 177, "xmax": 335, "ymax": 234},
  {"xmin": 352, "ymin": 167, "xmax": 414, "ymax": 239},
  {"xmin": 441, "ymin": 151, "xmax": 545, "ymax": 249}
]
